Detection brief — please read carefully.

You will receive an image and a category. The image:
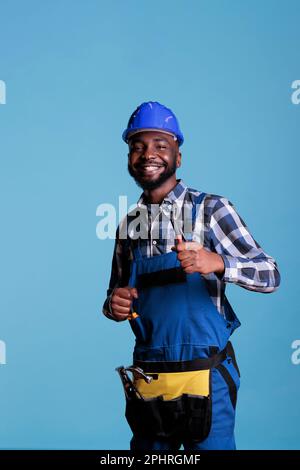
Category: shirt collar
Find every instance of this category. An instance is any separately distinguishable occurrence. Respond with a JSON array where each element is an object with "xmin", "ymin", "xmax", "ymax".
[{"xmin": 136, "ymin": 179, "xmax": 188, "ymax": 208}]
